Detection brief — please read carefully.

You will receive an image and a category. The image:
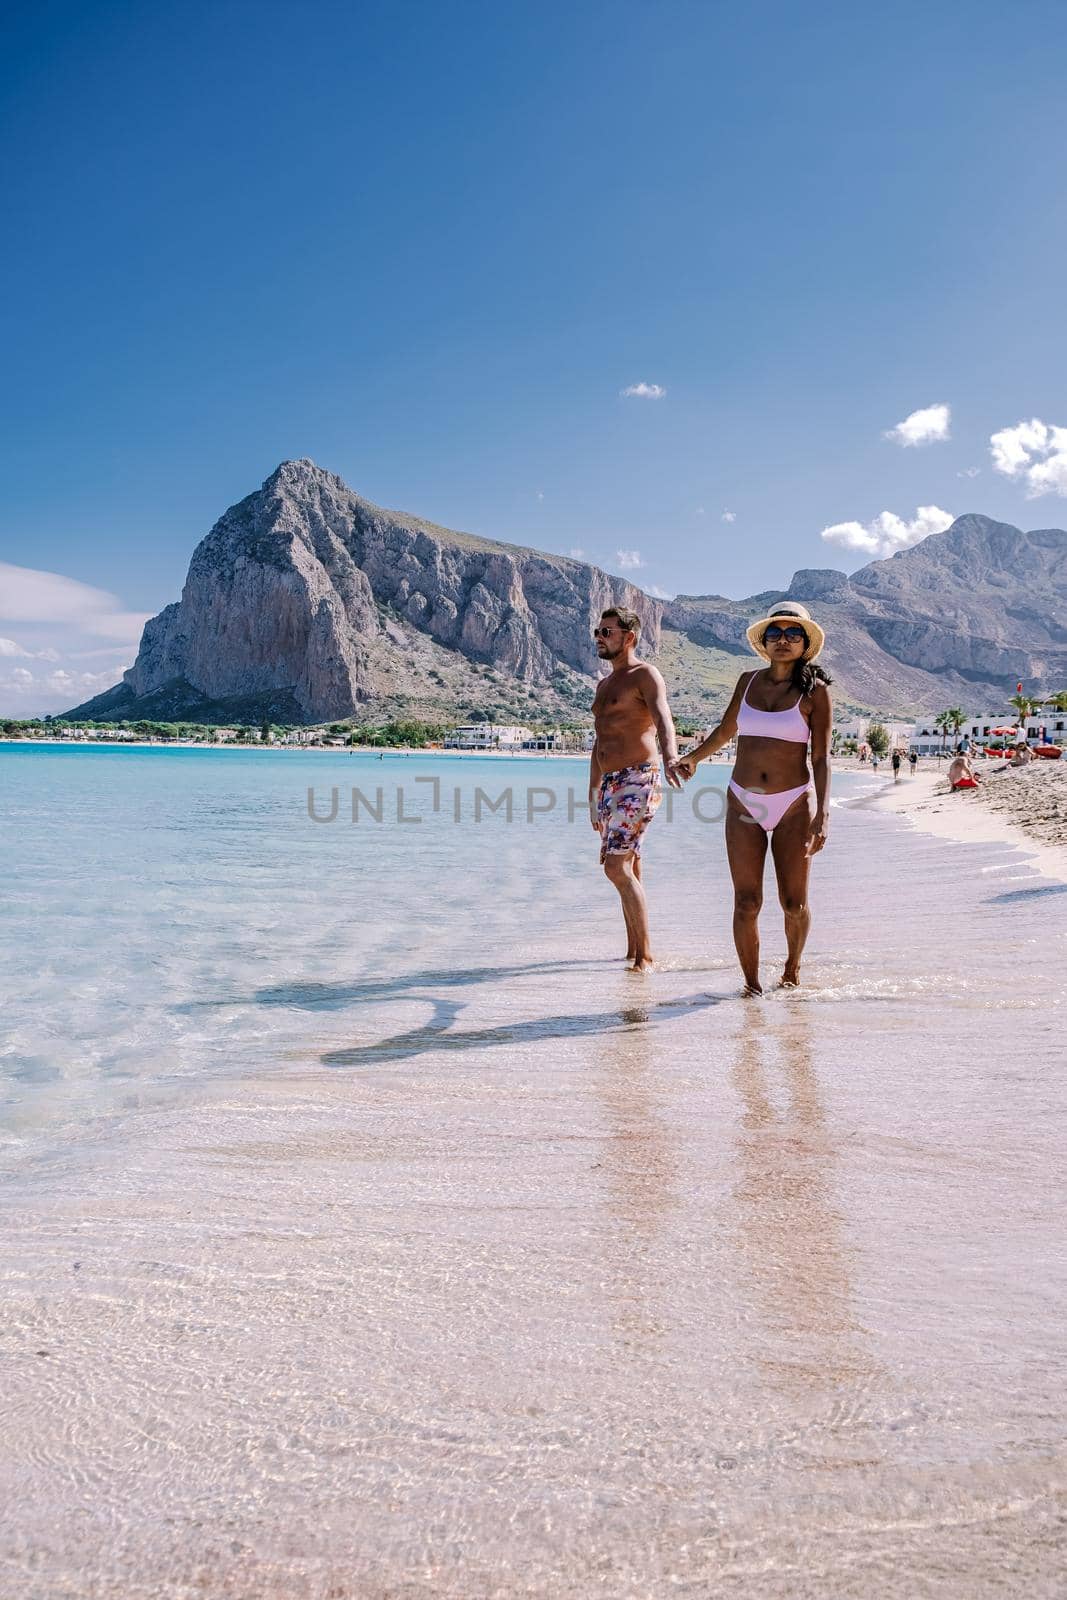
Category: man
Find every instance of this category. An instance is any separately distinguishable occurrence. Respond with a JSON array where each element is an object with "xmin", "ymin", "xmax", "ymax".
[
  {"xmin": 891, "ymin": 749, "xmax": 902, "ymax": 782},
  {"xmin": 589, "ymin": 607, "xmax": 681, "ymax": 970}
]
